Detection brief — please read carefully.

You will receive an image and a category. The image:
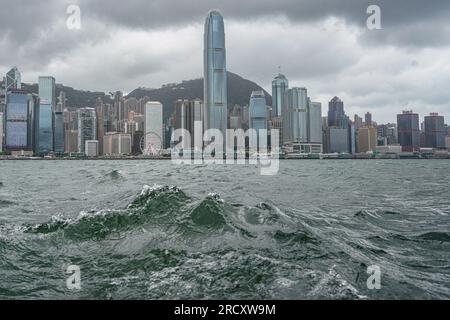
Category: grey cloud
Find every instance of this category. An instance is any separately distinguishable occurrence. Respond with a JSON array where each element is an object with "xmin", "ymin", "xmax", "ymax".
[{"xmin": 77, "ymin": 0, "xmax": 450, "ymax": 47}]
